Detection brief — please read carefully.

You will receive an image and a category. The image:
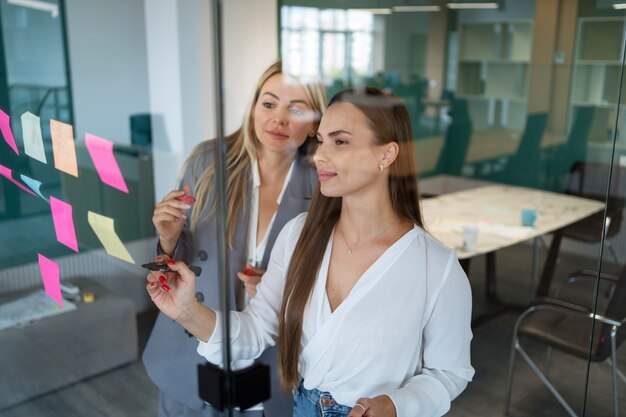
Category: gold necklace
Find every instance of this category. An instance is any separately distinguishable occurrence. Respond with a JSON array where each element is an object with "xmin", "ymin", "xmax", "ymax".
[
  {"xmin": 338, "ymin": 223, "xmax": 356, "ymax": 255},
  {"xmin": 337, "ymin": 220, "xmax": 408, "ymax": 255}
]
